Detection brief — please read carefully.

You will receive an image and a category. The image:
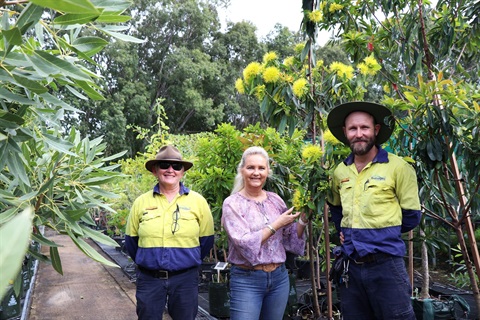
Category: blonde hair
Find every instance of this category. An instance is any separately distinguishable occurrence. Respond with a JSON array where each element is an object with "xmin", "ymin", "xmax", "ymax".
[{"xmin": 231, "ymin": 146, "xmax": 272, "ymax": 194}]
